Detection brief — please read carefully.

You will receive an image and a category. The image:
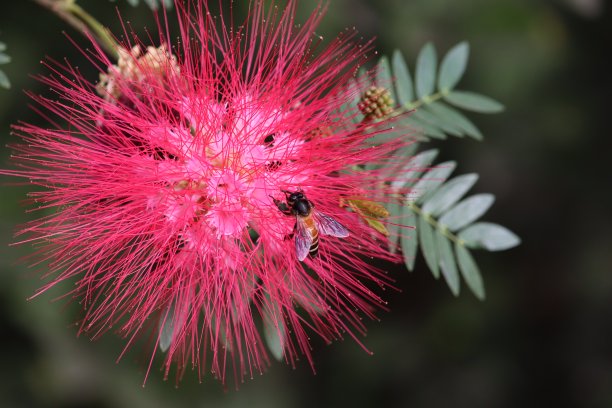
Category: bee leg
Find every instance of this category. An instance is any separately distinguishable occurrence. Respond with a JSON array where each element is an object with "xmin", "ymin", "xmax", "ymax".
[
  {"xmin": 283, "ymin": 223, "xmax": 296, "ymax": 241},
  {"xmin": 270, "ymin": 195, "xmax": 292, "ymax": 215},
  {"xmin": 279, "ymin": 222, "xmax": 298, "ymax": 241}
]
